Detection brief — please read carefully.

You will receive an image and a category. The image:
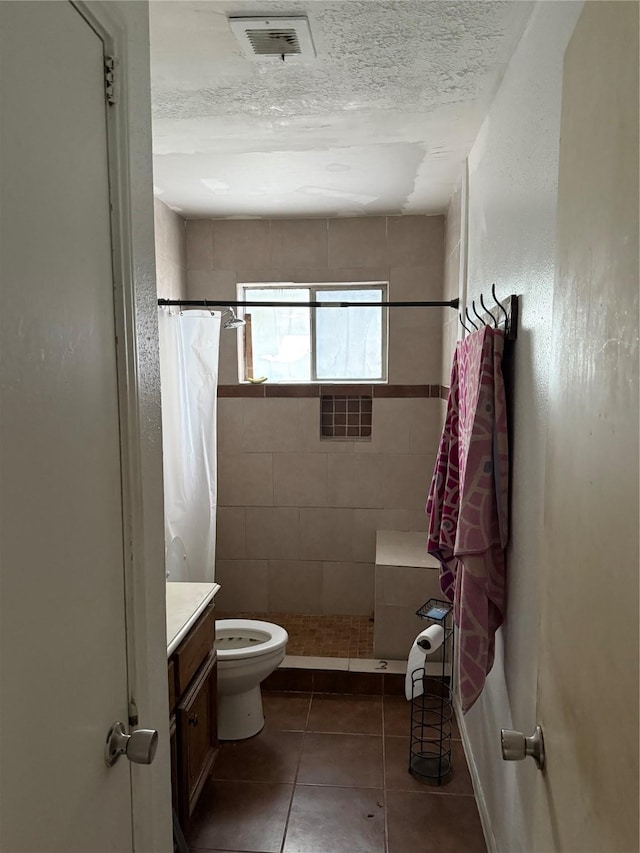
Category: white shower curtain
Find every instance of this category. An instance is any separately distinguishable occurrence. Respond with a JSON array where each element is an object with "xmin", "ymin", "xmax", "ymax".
[{"xmin": 158, "ymin": 309, "xmax": 221, "ymax": 583}]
